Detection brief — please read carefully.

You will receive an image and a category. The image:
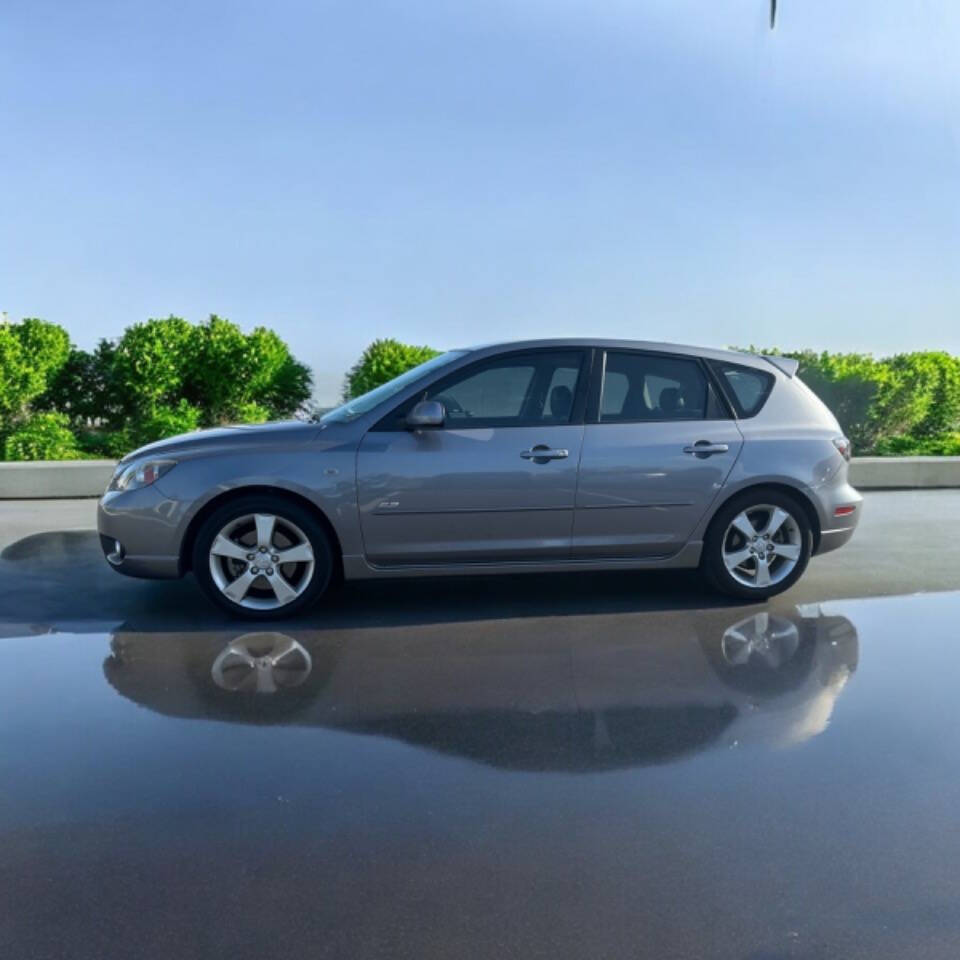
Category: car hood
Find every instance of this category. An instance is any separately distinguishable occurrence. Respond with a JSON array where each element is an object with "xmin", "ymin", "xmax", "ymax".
[{"xmin": 120, "ymin": 420, "xmax": 323, "ymax": 462}]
